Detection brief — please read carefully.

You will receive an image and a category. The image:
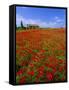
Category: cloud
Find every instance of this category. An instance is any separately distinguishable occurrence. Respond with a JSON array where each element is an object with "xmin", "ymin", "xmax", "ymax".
[
  {"xmin": 54, "ymin": 16, "xmax": 62, "ymax": 22},
  {"xmin": 16, "ymin": 14, "xmax": 48, "ymax": 27},
  {"xmin": 16, "ymin": 14, "xmax": 65, "ymax": 28},
  {"xmin": 55, "ymin": 16, "xmax": 59, "ymax": 19}
]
